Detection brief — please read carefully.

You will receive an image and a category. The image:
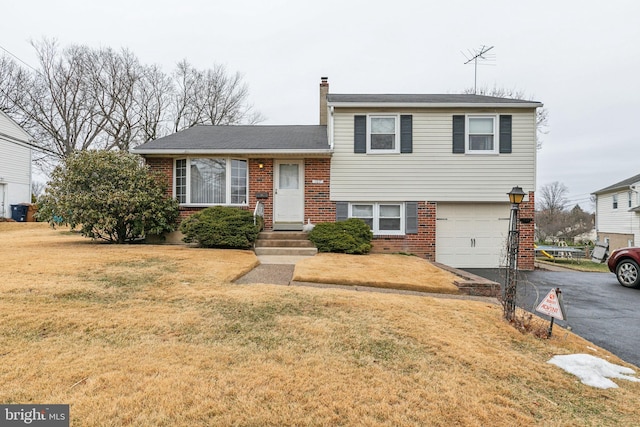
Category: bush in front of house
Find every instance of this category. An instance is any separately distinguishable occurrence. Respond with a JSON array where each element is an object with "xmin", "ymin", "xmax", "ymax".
[
  {"xmin": 308, "ymin": 218, "xmax": 373, "ymax": 254},
  {"xmin": 180, "ymin": 206, "xmax": 260, "ymax": 249},
  {"xmin": 37, "ymin": 150, "xmax": 180, "ymax": 243}
]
